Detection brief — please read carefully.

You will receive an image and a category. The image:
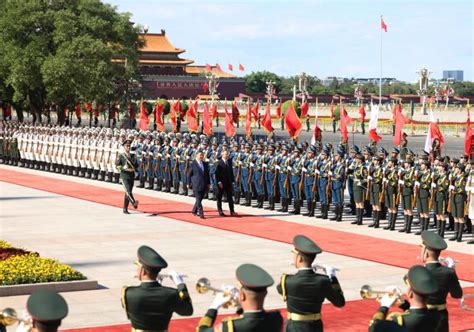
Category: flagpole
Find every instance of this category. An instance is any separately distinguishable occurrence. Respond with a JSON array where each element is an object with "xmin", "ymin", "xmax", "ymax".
[{"xmin": 379, "ymin": 15, "xmax": 383, "ymax": 107}]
